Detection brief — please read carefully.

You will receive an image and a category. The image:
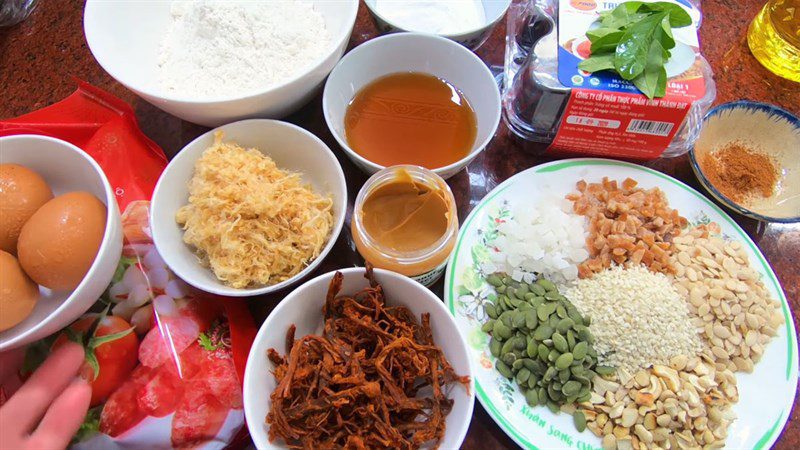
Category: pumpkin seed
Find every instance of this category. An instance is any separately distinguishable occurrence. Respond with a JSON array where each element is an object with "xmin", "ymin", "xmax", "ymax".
[
  {"xmin": 533, "ymin": 325, "xmax": 554, "ymax": 340},
  {"xmin": 538, "ymin": 343, "xmax": 550, "ymax": 361},
  {"xmin": 494, "ymin": 321, "xmax": 512, "ymax": 340},
  {"xmin": 531, "ymin": 283, "xmax": 546, "ymax": 296},
  {"xmin": 556, "ymin": 353, "xmax": 574, "ymax": 369},
  {"xmin": 573, "ymin": 341, "xmax": 588, "ymax": 360},
  {"xmin": 556, "ymin": 318, "xmax": 574, "ymax": 334},
  {"xmin": 567, "ymin": 330, "xmax": 576, "ymax": 349},
  {"xmin": 596, "ymin": 365, "xmax": 616, "ymax": 376},
  {"xmin": 496, "ymin": 360, "xmax": 513, "ymax": 378},
  {"xmin": 553, "ymin": 333, "xmax": 569, "ymax": 353},
  {"xmin": 526, "ymin": 338, "xmax": 537, "ymax": 358},
  {"xmin": 537, "ymin": 278, "xmax": 557, "ymax": 292},
  {"xmin": 489, "ymin": 338, "xmax": 501, "ymax": 357},
  {"xmin": 574, "ymin": 411, "xmax": 587, "ymax": 432},
  {"xmin": 514, "ymin": 336, "xmax": 527, "ymax": 351},
  {"xmin": 501, "ymin": 338, "xmax": 515, "ymax": 355},
  {"xmin": 487, "ymin": 274, "xmax": 503, "ymax": 287},
  {"xmin": 512, "ymin": 311, "xmax": 526, "ymax": 329},
  {"xmin": 562, "ymin": 380, "xmax": 582, "ymax": 396},
  {"xmin": 546, "ymin": 291, "xmax": 564, "ymax": 301},
  {"xmin": 525, "ymin": 388, "xmax": 539, "ymax": 406},
  {"xmin": 484, "ymin": 303, "xmax": 498, "ymax": 319},
  {"xmin": 484, "ymin": 272, "xmax": 602, "ymax": 412},
  {"xmin": 525, "ymin": 310, "xmax": 538, "ymax": 329}
]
